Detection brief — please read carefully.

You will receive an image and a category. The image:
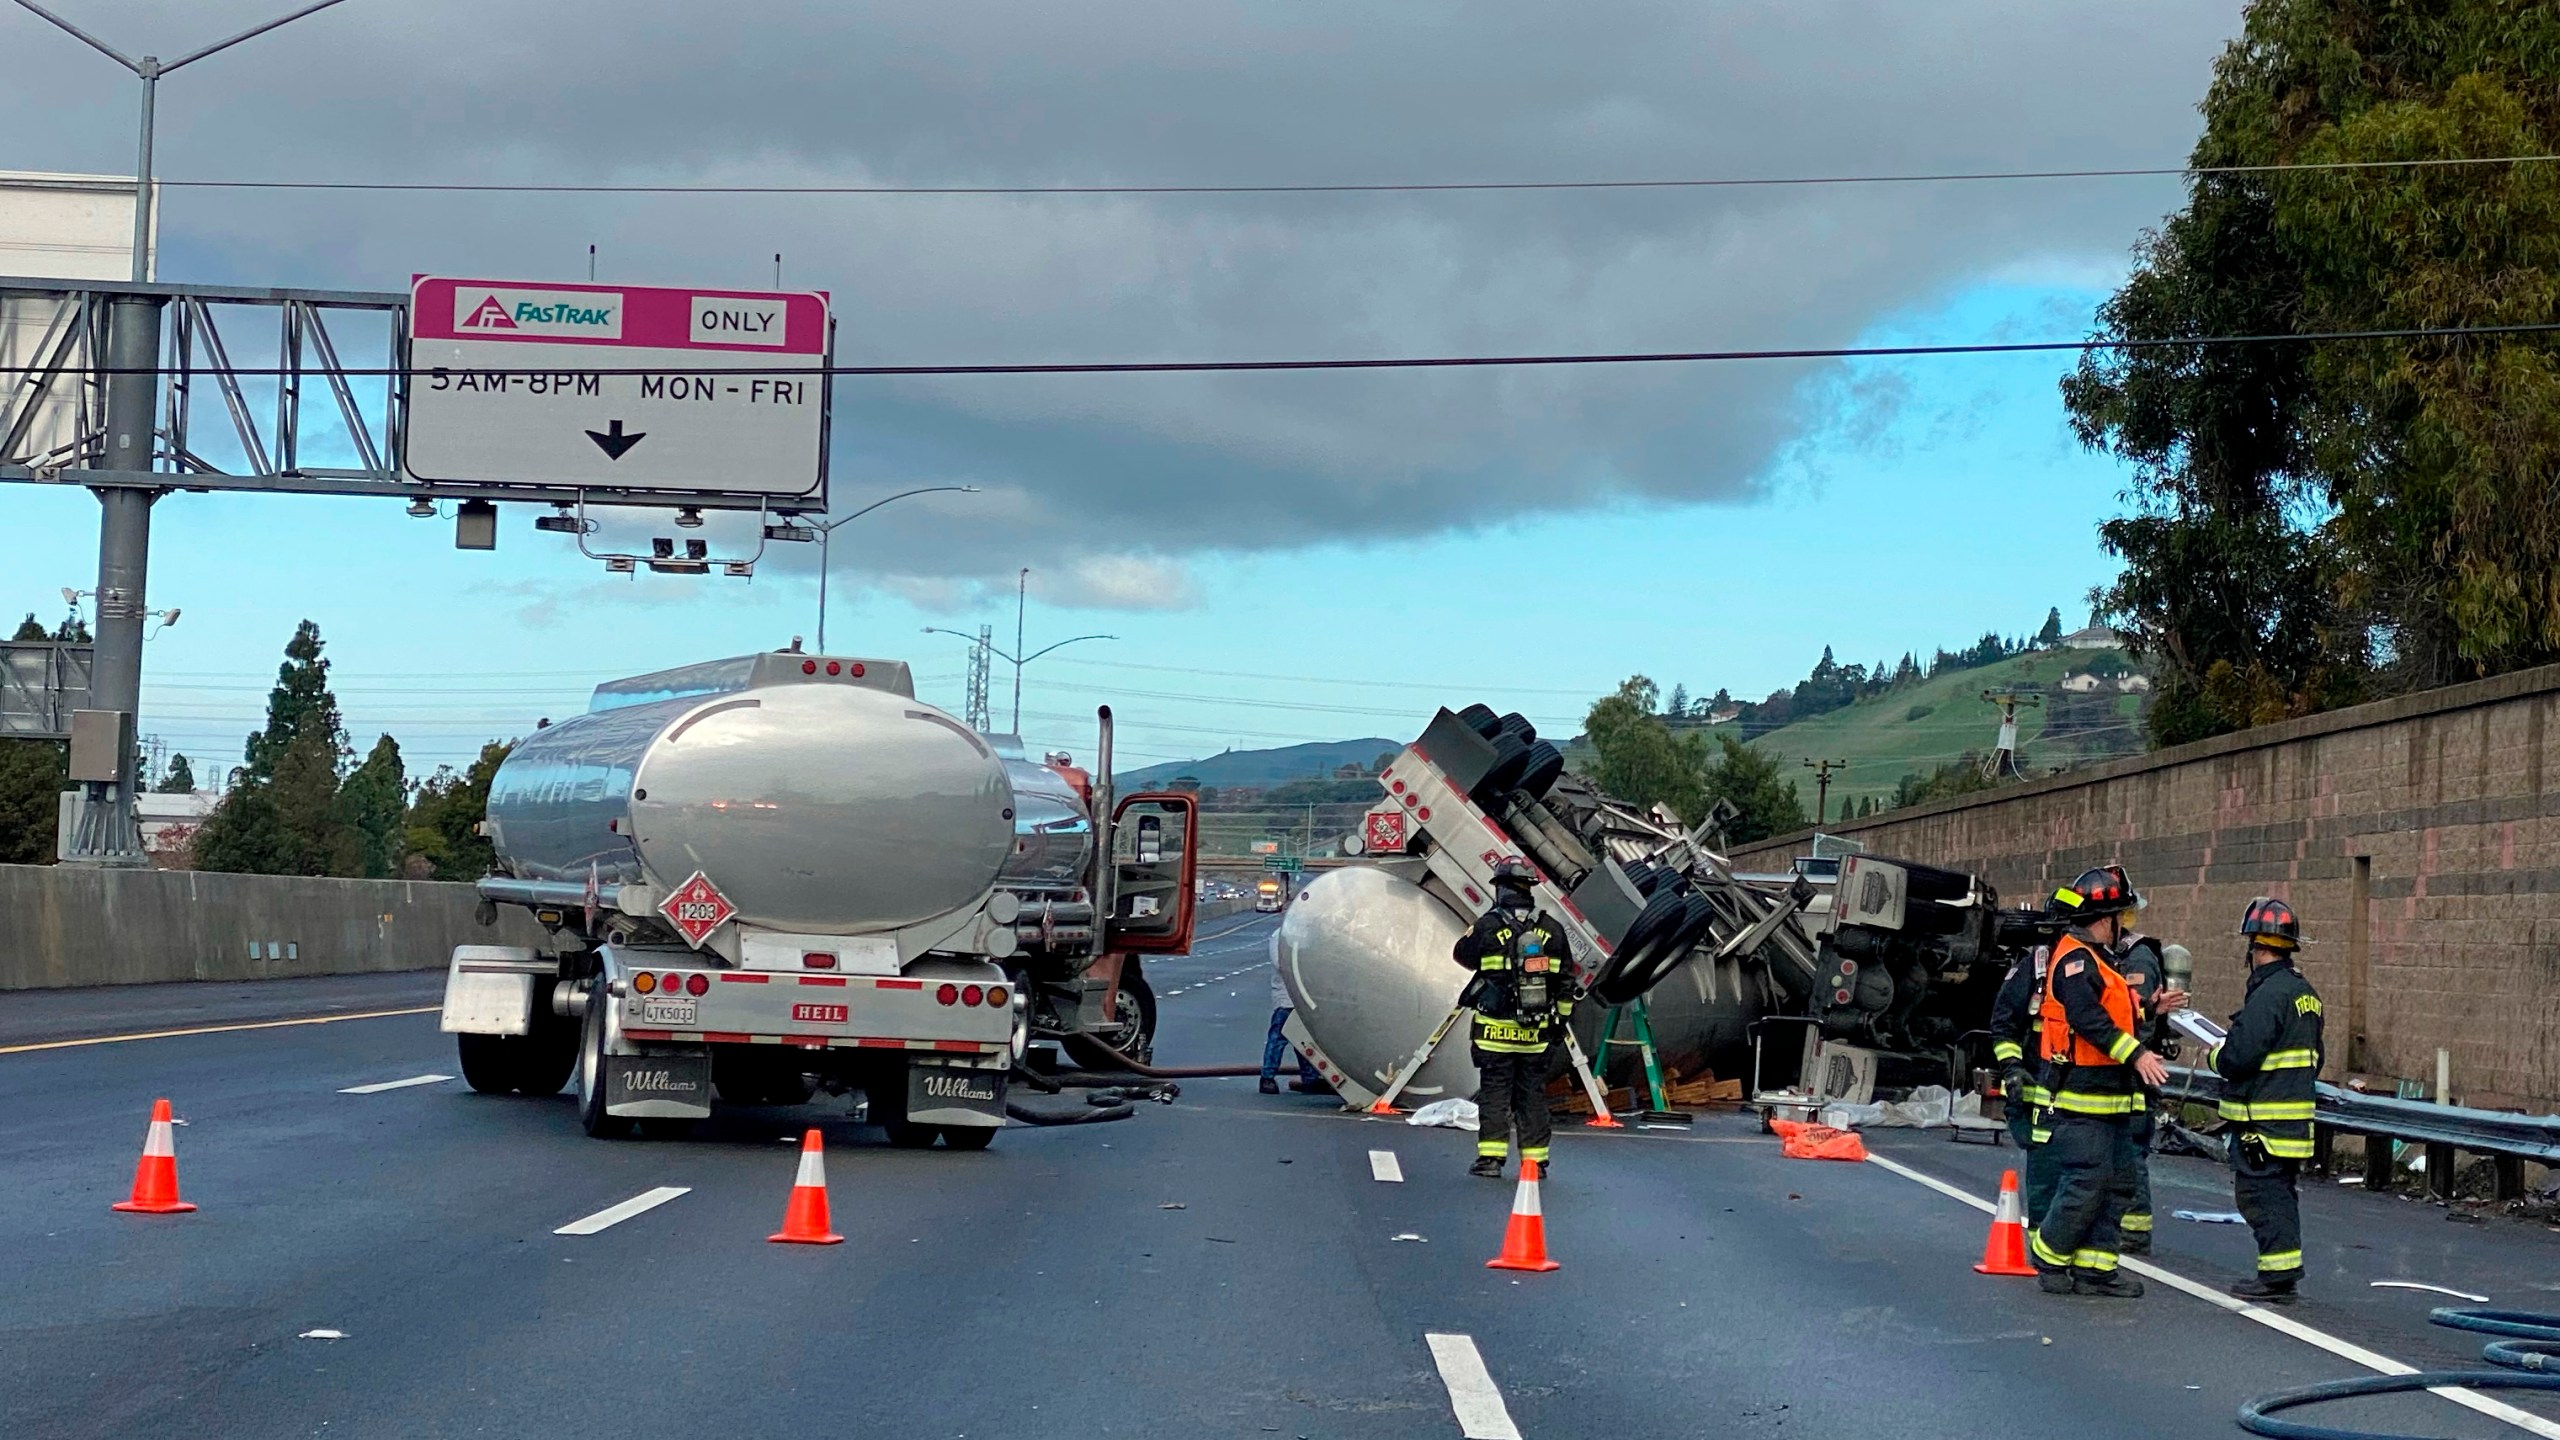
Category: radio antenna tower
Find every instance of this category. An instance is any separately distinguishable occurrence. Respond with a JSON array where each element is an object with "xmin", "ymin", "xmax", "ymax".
[{"xmin": 964, "ymin": 625, "xmax": 994, "ymax": 733}]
